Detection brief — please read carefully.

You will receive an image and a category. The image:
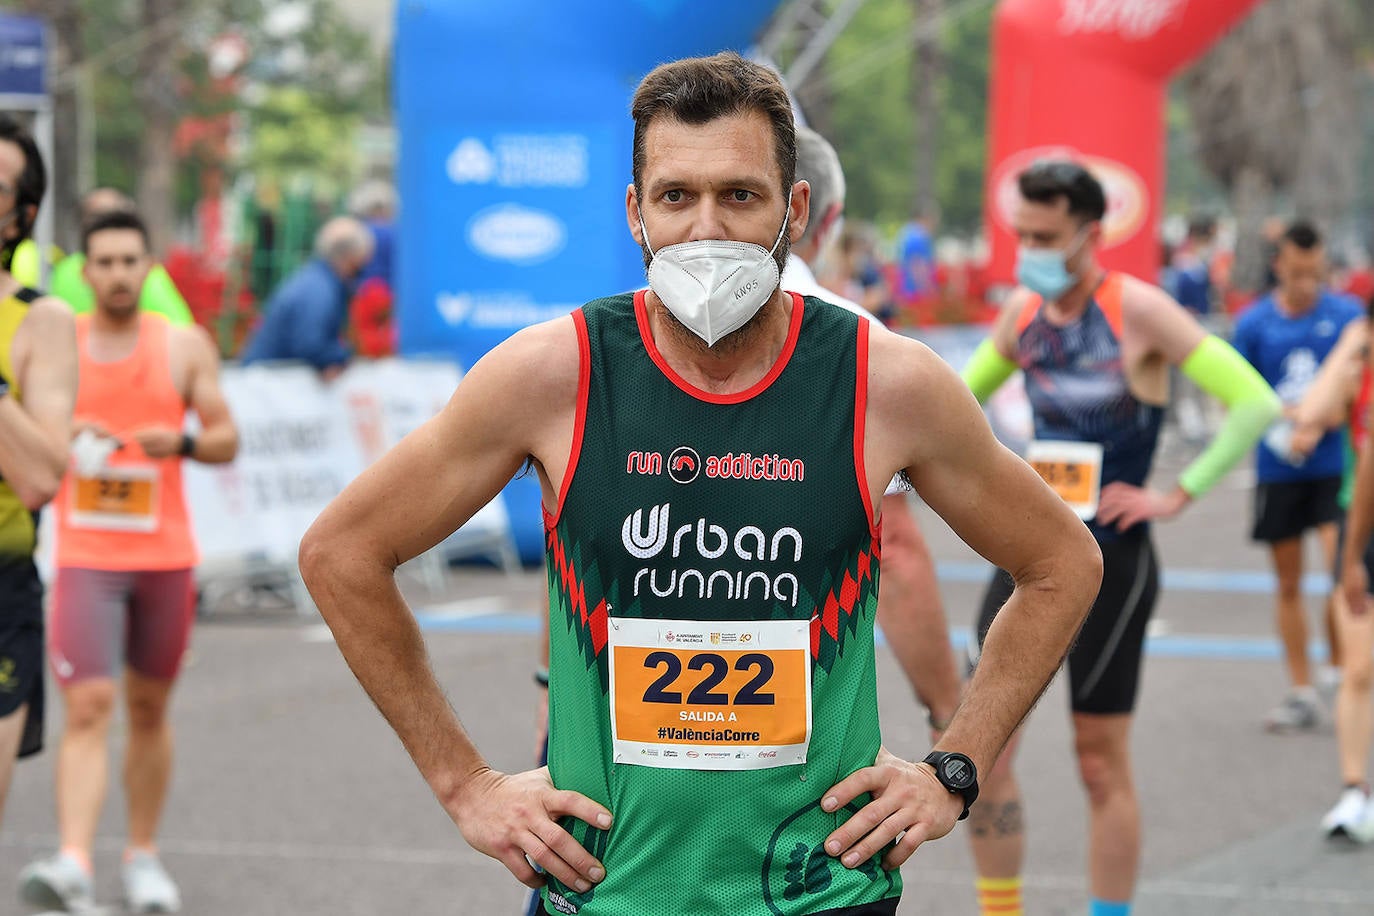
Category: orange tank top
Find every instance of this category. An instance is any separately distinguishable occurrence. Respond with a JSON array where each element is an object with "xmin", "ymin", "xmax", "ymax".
[{"xmin": 55, "ymin": 313, "xmax": 198, "ymax": 570}]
